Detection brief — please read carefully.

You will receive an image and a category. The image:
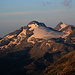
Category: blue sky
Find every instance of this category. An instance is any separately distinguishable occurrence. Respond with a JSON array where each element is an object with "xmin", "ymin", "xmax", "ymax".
[{"xmin": 0, "ymin": 0, "xmax": 75, "ymax": 37}]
